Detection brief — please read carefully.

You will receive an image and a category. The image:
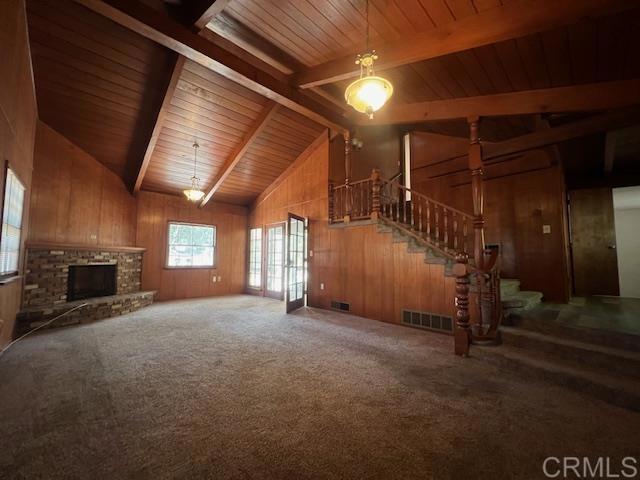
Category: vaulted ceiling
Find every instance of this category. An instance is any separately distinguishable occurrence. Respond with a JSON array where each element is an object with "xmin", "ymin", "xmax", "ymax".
[{"xmin": 26, "ymin": 0, "xmax": 640, "ymax": 205}]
